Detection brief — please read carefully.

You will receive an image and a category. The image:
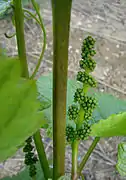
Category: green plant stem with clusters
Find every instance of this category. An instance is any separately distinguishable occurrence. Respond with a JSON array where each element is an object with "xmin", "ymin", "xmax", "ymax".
[
  {"xmin": 13, "ymin": 0, "xmax": 50, "ymax": 179},
  {"xmin": 72, "ymin": 141, "xmax": 79, "ymax": 180},
  {"xmin": 66, "ymin": 36, "xmax": 98, "ymax": 179},
  {"xmin": 51, "ymin": 0, "xmax": 72, "ymax": 179}
]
